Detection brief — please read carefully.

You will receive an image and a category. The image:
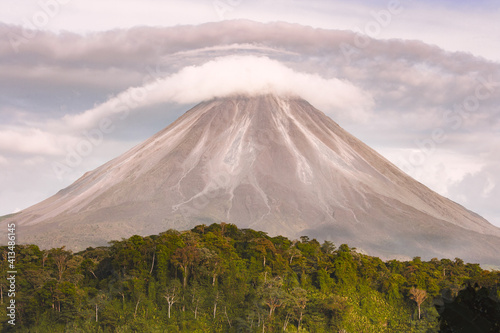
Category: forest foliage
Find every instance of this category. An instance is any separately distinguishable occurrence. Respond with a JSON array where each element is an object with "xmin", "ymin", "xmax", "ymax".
[{"xmin": 1, "ymin": 223, "xmax": 500, "ymax": 332}]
